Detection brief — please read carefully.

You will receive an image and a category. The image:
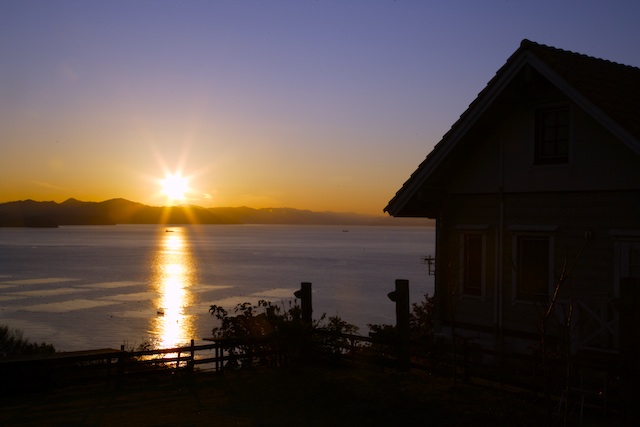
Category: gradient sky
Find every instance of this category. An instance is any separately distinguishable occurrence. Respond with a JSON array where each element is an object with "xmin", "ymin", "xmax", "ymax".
[{"xmin": 1, "ymin": 0, "xmax": 639, "ymax": 215}]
